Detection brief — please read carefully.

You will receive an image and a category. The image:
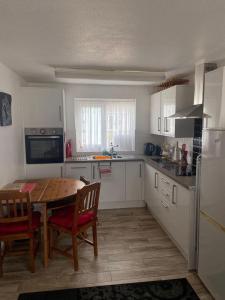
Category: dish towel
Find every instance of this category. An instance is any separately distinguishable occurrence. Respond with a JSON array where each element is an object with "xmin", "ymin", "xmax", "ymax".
[{"xmin": 99, "ymin": 166, "xmax": 112, "ymax": 178}]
